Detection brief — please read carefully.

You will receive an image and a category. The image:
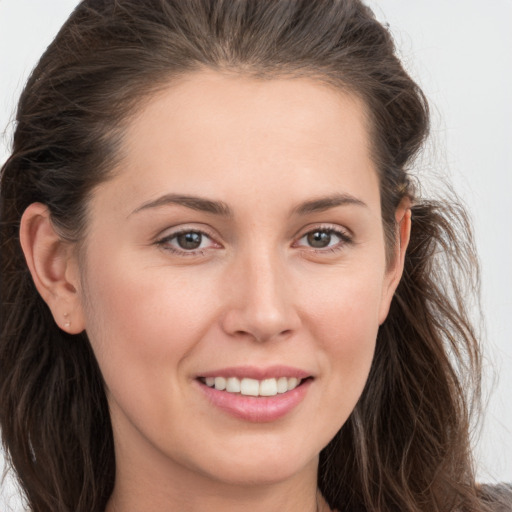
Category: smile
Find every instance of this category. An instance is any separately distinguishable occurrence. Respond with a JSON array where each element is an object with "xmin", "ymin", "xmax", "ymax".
[
  {"xmin": 196, "ymin": 366, "xmax": 313, "ymax": 422},
  {"xmin": 200, "ymin": 376, "xmax": 302, "ymax": 397}
]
